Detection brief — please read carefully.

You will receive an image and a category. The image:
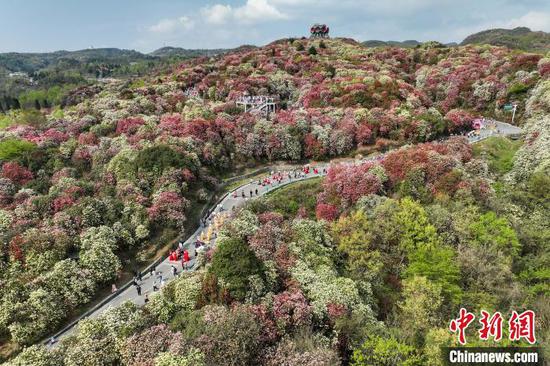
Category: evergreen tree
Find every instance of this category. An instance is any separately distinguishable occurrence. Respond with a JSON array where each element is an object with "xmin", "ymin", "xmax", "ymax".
[{"xmin": 209, "ymin": 238, "xmax": 265, "ymax": 301}]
